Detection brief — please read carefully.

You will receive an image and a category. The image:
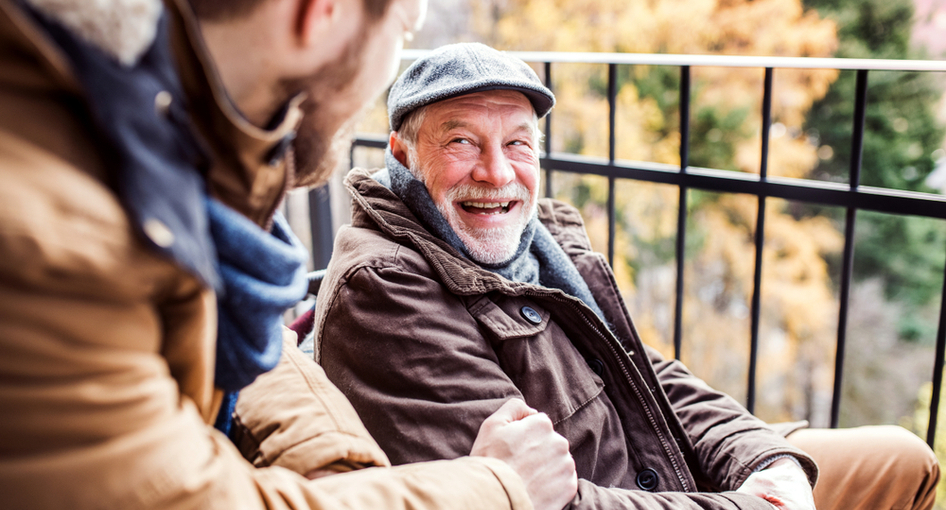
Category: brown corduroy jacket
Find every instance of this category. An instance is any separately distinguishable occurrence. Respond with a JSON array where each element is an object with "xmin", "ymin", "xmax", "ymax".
[
  {"xmin": 0, "ymin": 1, "xmax": 531, "ymax": 508},
  {"xmin": 315, "ymin": 168, "xmax": 819, "ymax": 510}
]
